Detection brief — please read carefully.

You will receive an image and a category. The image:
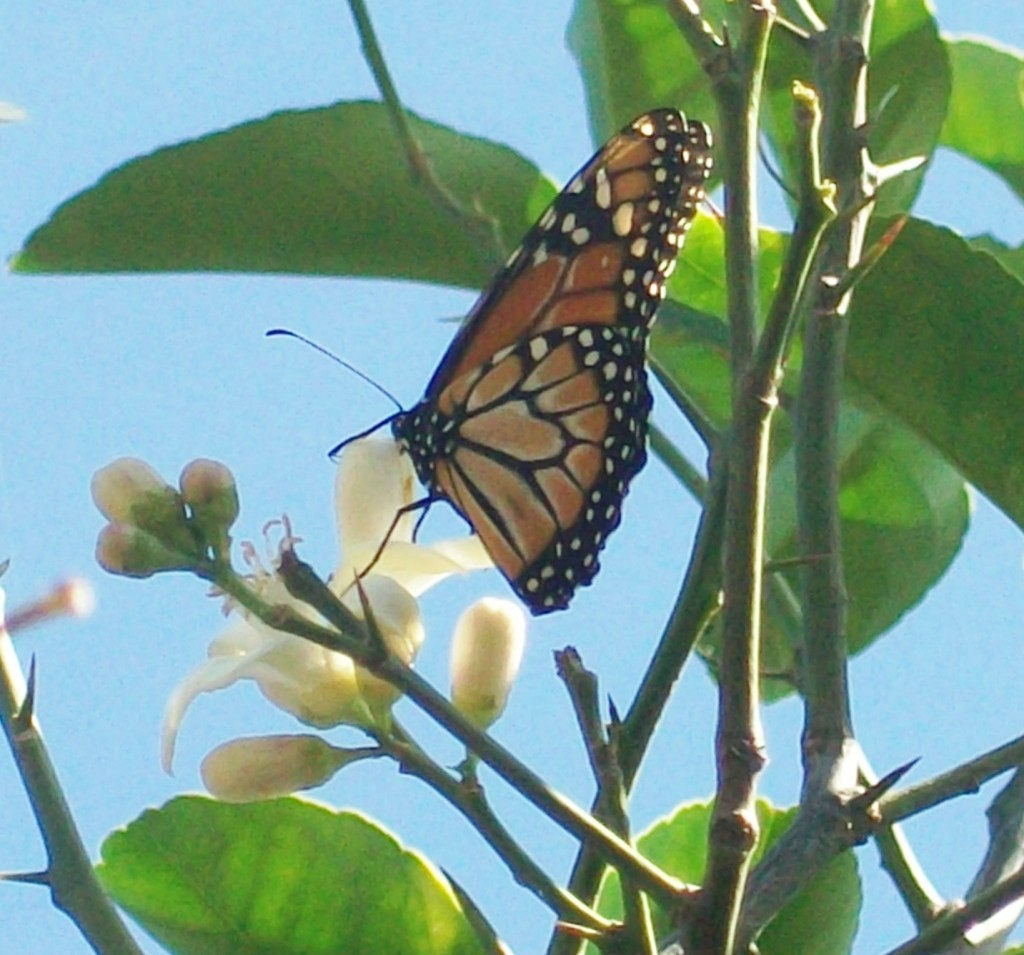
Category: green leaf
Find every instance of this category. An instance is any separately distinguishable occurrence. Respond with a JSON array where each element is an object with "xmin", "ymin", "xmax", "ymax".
[
  {"xmin": 653, "ymin": 215, "xmax": 790, "ymax": 431},
  {"xmin": 98, "ymin": 796, "xmax": 490, "ymax": 955},
  {"xmin": 654, "ymin": 221, "xmax": 971, "ymax": 698},
  {"xmin": 760, "ymin": 406, "xmax": 969, "ymax": 689},
  {"xmin": 14, "ymin": 100, "xmax": 556, "ymax": 289},
  {"xmin": 566, "ymin": 0, "xmax": 724, "ymax": 145},
  {"xmin": 591, "ymin": 800, "xmax": 860, "ymax": 955},
  {"xmin": 848, "ymin": 218, "xmax": 1024, "ymax": 530},
  {"xmin": 939, "ymin": 37, "xmax": 1024, "ymax": 201},
  {"xmin": 764, "ymin": 0, "xmax": 950, "ymax": 216},
  {"xmin": 969, "ymin": 235, "xmax": 1024, "ymax": 283},
  {"xmin": 686, "ymin": 396, "xmax": 969, "ymax": 700}
]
